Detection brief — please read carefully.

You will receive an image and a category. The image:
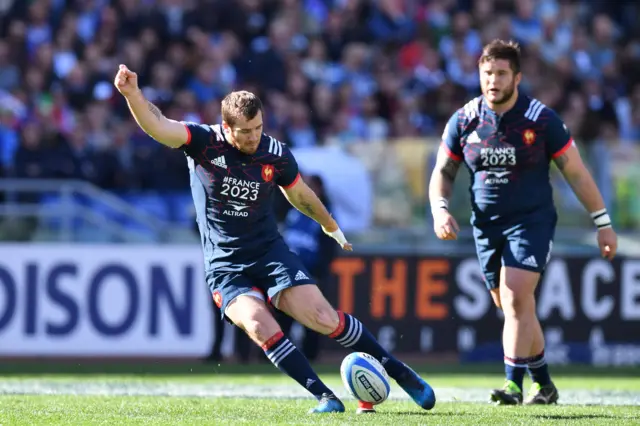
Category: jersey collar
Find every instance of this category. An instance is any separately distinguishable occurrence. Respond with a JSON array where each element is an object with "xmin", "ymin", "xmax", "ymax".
[{"xmin": 481, "ymin": 92, "xmax": 528, "ymax": 119}]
